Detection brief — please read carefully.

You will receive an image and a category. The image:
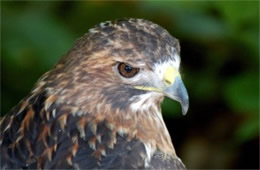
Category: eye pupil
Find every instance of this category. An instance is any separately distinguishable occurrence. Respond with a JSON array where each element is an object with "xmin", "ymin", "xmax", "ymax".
[{"xmin": 125, "ymin": 65, "xmax": 132, "ymax": 73}]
